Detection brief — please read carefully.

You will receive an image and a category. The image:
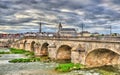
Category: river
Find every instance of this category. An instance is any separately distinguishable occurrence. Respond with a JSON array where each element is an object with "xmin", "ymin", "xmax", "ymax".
[{"xmin": 0, "ymin": 48, "xmax": 119, "ymax": 75}]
